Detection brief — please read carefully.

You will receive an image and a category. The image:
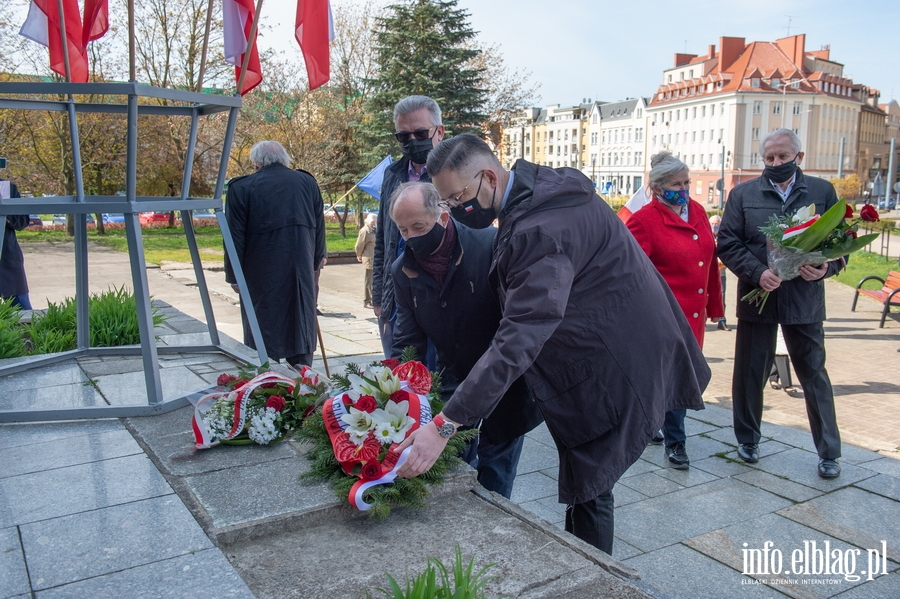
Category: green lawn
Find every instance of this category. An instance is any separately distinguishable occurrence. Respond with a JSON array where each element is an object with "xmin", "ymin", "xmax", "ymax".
[
  {"xmin": 17, "ymin": 223, "xmax": 359, "ymax": 264},
  {"xmin": 833, "ymin": 251, "xmax": 899, "ymax": 290}
]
